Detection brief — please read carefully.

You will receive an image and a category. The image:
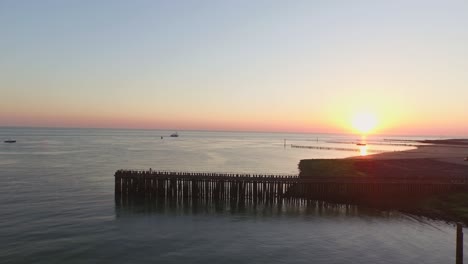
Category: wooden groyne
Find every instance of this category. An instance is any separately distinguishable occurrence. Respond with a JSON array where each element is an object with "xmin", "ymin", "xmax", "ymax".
[
  {"xmin": 114, "ymin": 170, "xmax": 468, "ymax": 206},
  {"xmin": 291, "ymin": 144, "xmax": 386, "ymax": 153},
  {"xmin": 115, "ymin": 170, "xmax": 298, "ymax": 205}
]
